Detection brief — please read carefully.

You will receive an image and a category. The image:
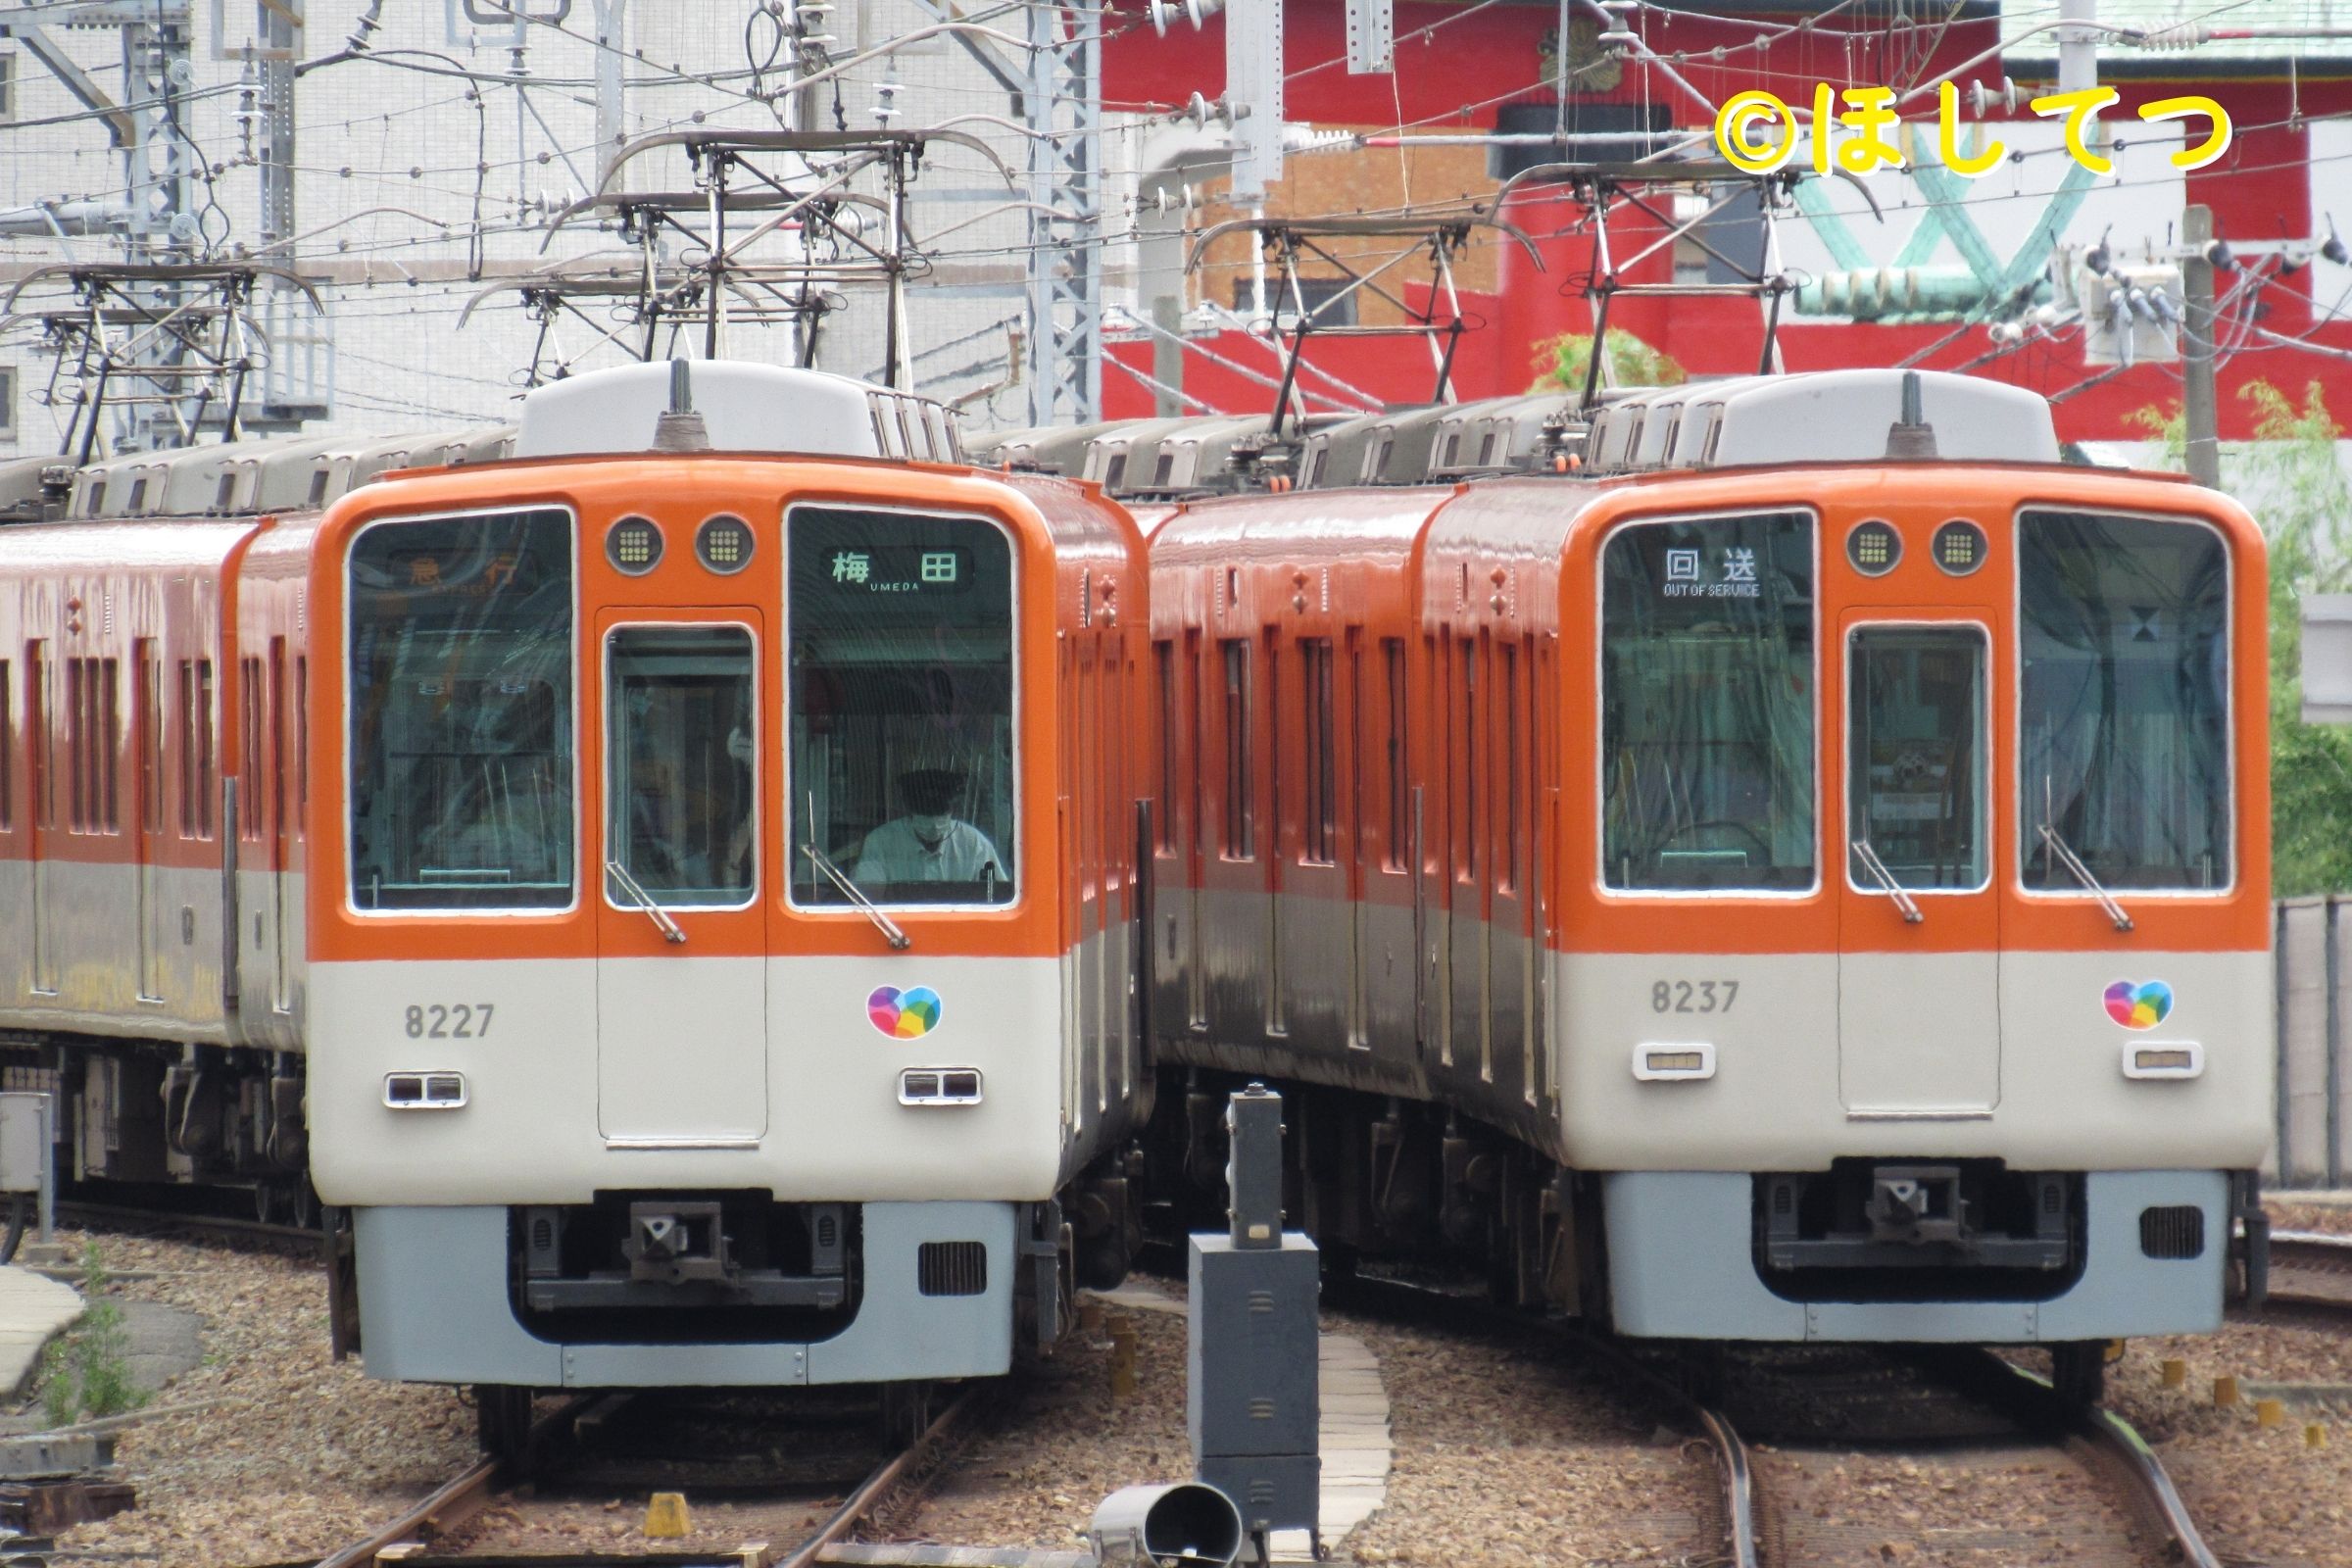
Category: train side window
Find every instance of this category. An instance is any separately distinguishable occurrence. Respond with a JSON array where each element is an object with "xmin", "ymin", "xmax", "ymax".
[
  {"xmin": 2019, "ymin": 511, "xmax": 2230, "ymax": 891},
  {"xmin": 1382, "ymin": 639, "xmax": 1405, "ymax": 870},
  {"xmin": 241, "ymin": 658, "xmax": 264, "ymax": 843},
  {"xmin": 346, "ymin": 508, "xmax": 574, "ymax": 910},
  {"xmin": 65, "ymin": 658, "xmax": 83, "ymax": 832},
  {"xmin": 136, "ymin": 644, "xmax": 161, "ymax": 837},
  {"xmin": 1458, "ymin": 639, "xmax": 1478, "ymax": 884},
  {"xmin": 176, "ymin": 660, "xmax": 203, "ymax": 838},
  {"xmin": 1221, "ymin": 639, "xmax": 1252, "ymax": 859},
  {"xmin": 1302, "ymin": 638, "xmax": 1336, "ymax": 864},
  {"xmin": 100, "ymin": 658, "xmax": 118, "ymax": 833},
  {"xmin": 786, "ymin": 506, "xmax": 1017, "ymax": 908},
  {"xmin": 1500, "ymin": 641, "xmax": 1518, "ymax": 894},
  {"xmin": 1265, "ymin": 636, "xmax": 1282, "ymax": 862},
  {"xmin": 0, "ymin": 658, "xmax": 11, "ymax": 830},
  {"xmin": 1600, "ymin": 510, "xmax": 1815, "ymax": 892},
  {"xmin": 196, "ymin": 660, "xmax": 214, "ymax": 839},
  {"xmin": 26, "ymin": 645, "xmax": 48, "ymax": 830},
  {"xmin": 295, "ymin": 657, "xmax": 308, "ymax": 839},
  {"xmin": 1153, "ymin": 640, "xmax": 1177, "ymax": 854}
]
